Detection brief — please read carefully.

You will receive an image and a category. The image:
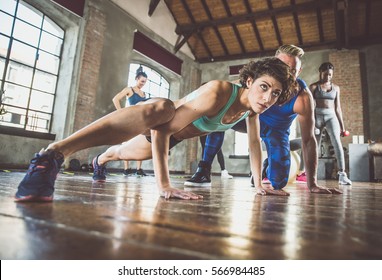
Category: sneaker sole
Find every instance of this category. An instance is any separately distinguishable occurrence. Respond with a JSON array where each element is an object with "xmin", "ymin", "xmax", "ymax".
[
  {"xmin": 295, "ymin": 181, "xmax": 307, "ymax": 184},
  {"xmin": 92, "ymin": 178, "xmax": 106, "ymax": 182},
  {"xmin": 15, "ymin": 195, "xmax": 53, "ymax": 202},
  {"xmin": 184, "ymin": 181, "xmax": 211, "ymax": 187}
]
